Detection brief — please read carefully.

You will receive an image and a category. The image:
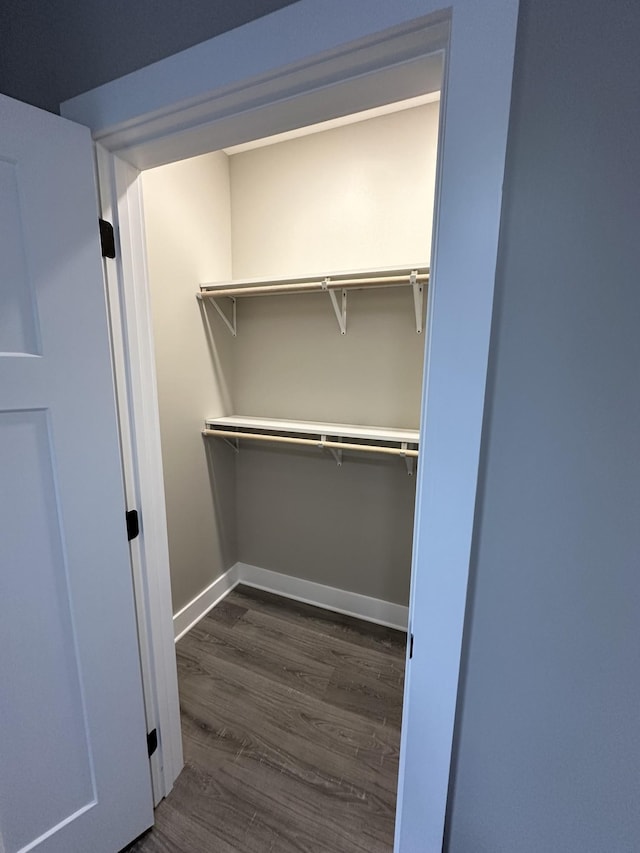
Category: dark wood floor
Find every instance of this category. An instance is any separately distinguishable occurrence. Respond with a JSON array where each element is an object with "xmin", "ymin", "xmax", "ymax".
[{"xmin": 130, "ymin": 585, "xmax": 406, "ymax": 852}]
